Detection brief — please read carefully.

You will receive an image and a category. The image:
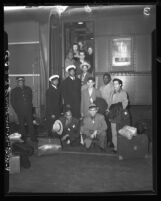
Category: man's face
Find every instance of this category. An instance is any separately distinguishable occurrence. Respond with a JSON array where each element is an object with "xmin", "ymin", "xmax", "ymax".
[
  {"xmin": 82, "ymin": 65, "xmax": 88, "ymax": 73},
  {"xmin": 51, "ymin": 78, "xmax": 59, "ymax": 86},
  {"xmin": 87, "ymin": 79, "xmax": 94, "ymax": 88},
  {"xmin": 79, "ymin": 52, "xmax": 85, "ymax": 60},
  {"xmin": 89, "ymin": 108, "xmax": 97, "ymax": 117},
  {"xmin": 103, "ymin": 75, "xmax": 111, "ymax": 85},
  {"xmin": 65, "ymin": 111, "xmax": 72, "ymax": 120},
  {"xmin": 17, "ymin": 80, "xmax": 24, "ymax": 88},
  {"xmin": 113, "ymin": 81, "xmax": 121, "ymax": 91},
  {"xmin": 73, "ymin": 44, "xmax": 78, "ymax": 51},
  {"xmin": 88, "ymin": 47, "xmax": 93, "ymax": 55},
  {"xmin": 69, "ymin": 69, "xmax": 75, "ymax": 77}
]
